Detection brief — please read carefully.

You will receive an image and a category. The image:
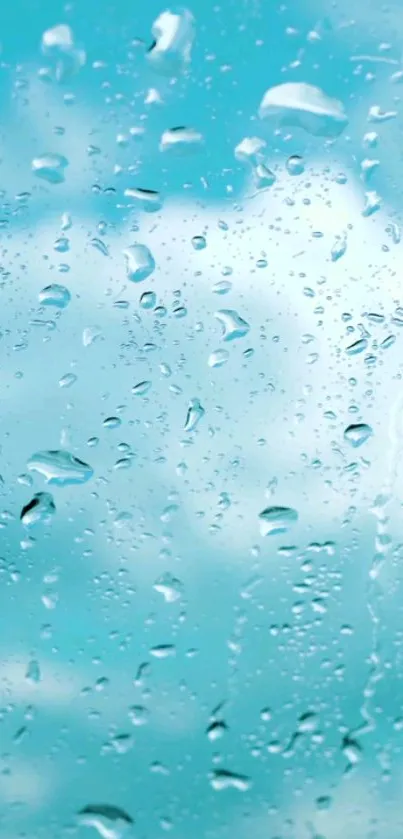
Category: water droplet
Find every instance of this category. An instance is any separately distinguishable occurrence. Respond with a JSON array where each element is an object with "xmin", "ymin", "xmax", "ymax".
[
  {"xmin": 32, "ymin": 153, "xmax": 69, "ymax": 185},
  {"xmin": 25, "ymin": 659, "xmax": 41, "ymax": 684},
  {"xmin": 59, "ymin": 372, "xmax": 77, "ymax": 388},
  {"xmin": 210, "ymin": 769, "xmax": 251, "ymax": 792},
  {"xmin": 344, "ymin": 423, "xmax": 373, "ymax": 448},
  {"xmin": 123, "ymin": 245, "xmax": 155, "ymax": 283},
  {"xmin": 215, "ymin": 309, "xmax": 250, "ymax": 341},
  {"xmin": 258, "ymin": 82, "xmax": 347, "ymax": 137},
  {"xmin": 259, "ymin": 505, "xmax": 298, "ymax": 536},
  {"xmin": 153, "ymin": 572, "xmax": 183, "ymax": 602},
  {"xmin": 20, "ymin": 492, "xmax": 56, "ymax": 527},
  {"xmin": 191, "ymin": 235, "xmax": 206, "ymax": 250},
  {"xmin": 132, "ymin": 380, "xmax": 152, "ymax": 396},
  {"xmin": 208, "ymin": 349, "xmax": 229, "ymax": 368},
  {"xmin": 160, "ymin": 126, "xmax": 204, "ymax": 153},
  {"xmin": 234, "ymin": 136, "xmax": 267, "ymax": 166},
  {"xmin": 83, "ymin": 326, "xmax": 102, "ymax": 347},
  {"xmin": 331, "ymin": 236, "xmax": 347, "ymax": 262},
  {"xmin": 206, "ymin": 720, "xmax": 228, "ymax": 741},
  {"xmin": 38, "ymin": 283, "xmax": 71, "ymax": 308},
  {"xmin": 212, "ymin": 280, "xmax": 232, "ymax": 295},
  {"xmin": 41, "ymin": 24, "xmax": 85, "ymax": 82},
  {"xmin": 103, "ymin": 417, "xmax": 121, "ymax": 430},
  {"xmin": 139, "ymin": 291, "xmax": 156, "ymax": 309},
  {"xmin": 128, "ymin": 705, "xmax": 149, "ymax": 726},
  {"xmin": 253, "ymin": 163, "xmax": 276, "ymax": 189},
  {"xmin": 286, "ymin": 154, "xmax": 305, "ymax": 175},
  {"xmin": 345, "ymin": 337, "xmax": 368, "ymax": 356},
  {"xmin": 362, "ymin": 190, "xmax": 381, "ymax": 217},
  {"xmin": 147, "ymin": 9, "xmax": 195, "ymax": 75},
  {"xmin": 342, "ymin": 733, "xmax": 362, "ymax": 765},
  {"xmin": 150, "ymin": 644, "xmax": 176, "ymax": 659},
  {"xmin": 297, "ymin": 710, "xmax": 318, "ymax": 733},
  {"xmin": 124, "ymin": 188, "xmax": 162, "ymax": 213},
  {"xmin": 184, "ymin": 398, "xmax": 205, "ymax": 431},
  {"xmin": 27, "ymin": 450, "xmax": 93, "ymax": 486},
  {"xmin": 77, "ymin": 805, "xmax": 133, "ymax": 839}
]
